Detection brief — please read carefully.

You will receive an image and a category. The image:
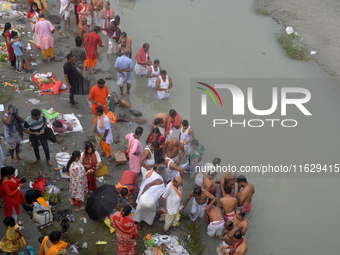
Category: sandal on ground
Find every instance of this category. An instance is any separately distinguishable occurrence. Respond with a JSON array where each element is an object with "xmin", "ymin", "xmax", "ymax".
[
  {"xmin": 69, "ymin": 198, "xmax": 75, "ymax": 206},
  {"xmin": 108, "ymin": 156, "xmax": 114, "ymax": 162},
  {"xmin": 17, "ymin": 221, "xmax": 23, "ymax": 225},
  {"xmin": 76, "ymin": 206, "xmax": 86, "ymax": 211},
  {"xmin": 162, "ymin": 229, "xmax": 171, "ymax": 235},
  {"xmin": 19, "ymin": 226, "xmax": 24, "ymax": 231},
  {"xmin": 26, "ymin": 246, "xmax": 35, "ymax": 255}
]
